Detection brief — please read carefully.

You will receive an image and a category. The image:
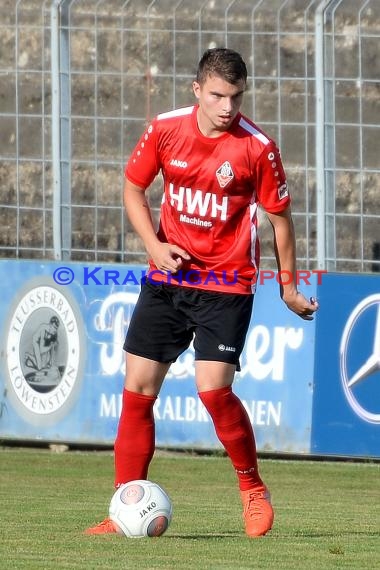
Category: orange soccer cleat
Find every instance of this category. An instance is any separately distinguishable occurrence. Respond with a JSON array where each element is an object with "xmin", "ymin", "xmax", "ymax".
[
  {"xmin": 84, "ymin": 517, "xmax": 121, "ymax": 536},
  {"xmin": 240, "ymin": 486, "xmax": 274, "ymax": 537}
]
